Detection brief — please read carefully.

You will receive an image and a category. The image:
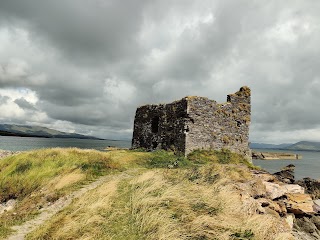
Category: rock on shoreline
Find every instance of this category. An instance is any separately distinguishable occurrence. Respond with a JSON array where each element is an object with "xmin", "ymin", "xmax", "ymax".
[
  {"xmin": 0, "ymin": 150, "xmax": 17, "ymax": 159},
  {"xmin": 245, "ymin": 163, "xmax": 320, "ymax": 239},
  {"xmin": 296, "ymin": 178, "xmax": 320, "ymax": 200}
]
